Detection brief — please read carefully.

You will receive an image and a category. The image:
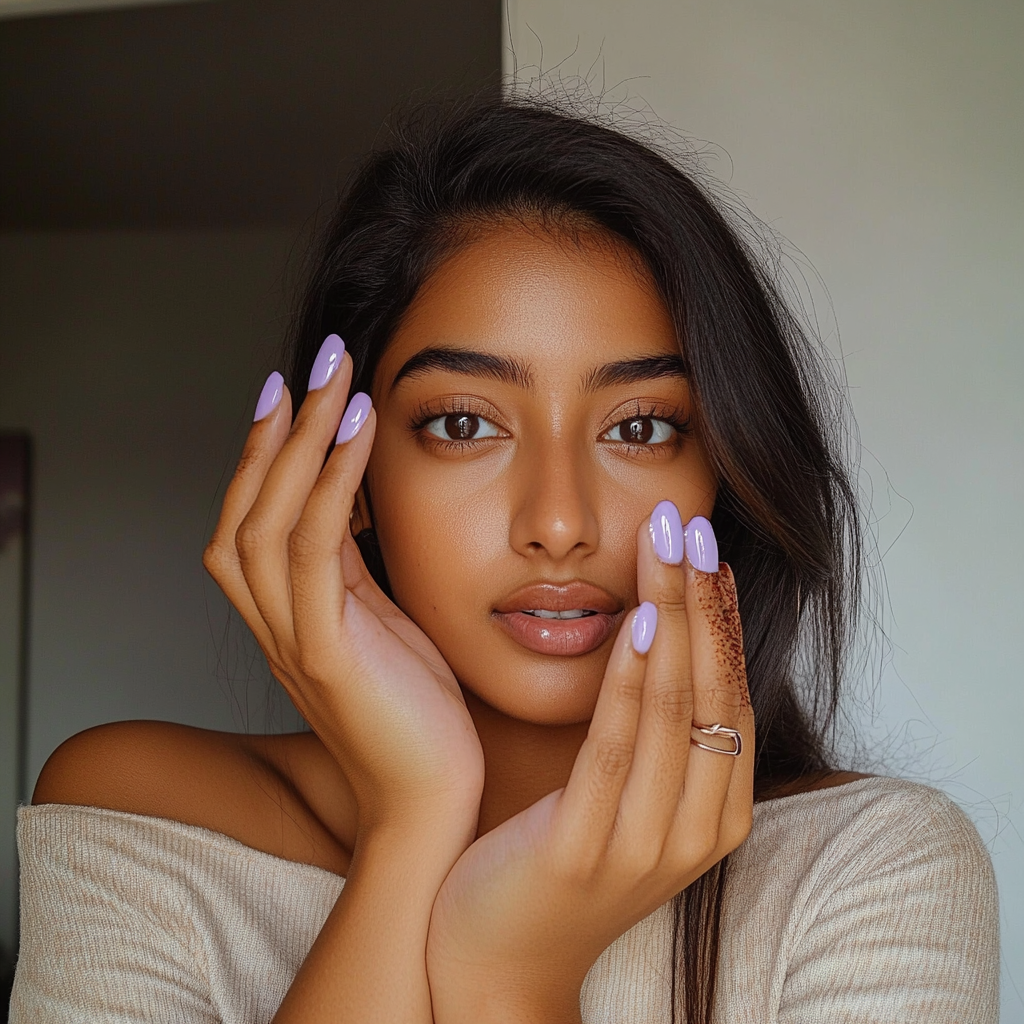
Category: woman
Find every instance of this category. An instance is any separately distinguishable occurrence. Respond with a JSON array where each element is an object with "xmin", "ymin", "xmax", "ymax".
[{"xmin": 11, "ymin": 98, "xmax": 998, "ymax": 1023}]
